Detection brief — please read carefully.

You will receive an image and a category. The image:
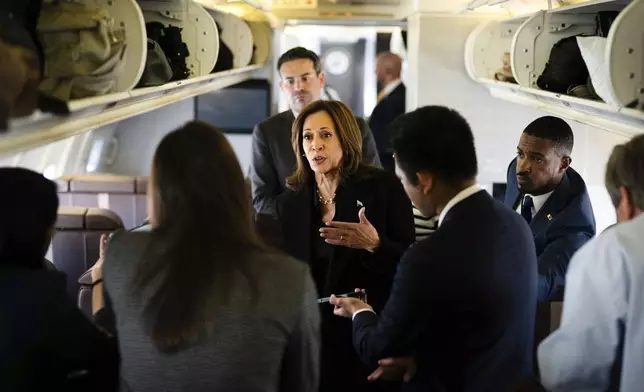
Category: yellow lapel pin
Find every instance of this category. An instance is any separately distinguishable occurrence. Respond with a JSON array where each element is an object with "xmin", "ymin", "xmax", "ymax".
[{"xmin": 546, "ymin": 213, "xmax": 553, "ymax": 221}]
